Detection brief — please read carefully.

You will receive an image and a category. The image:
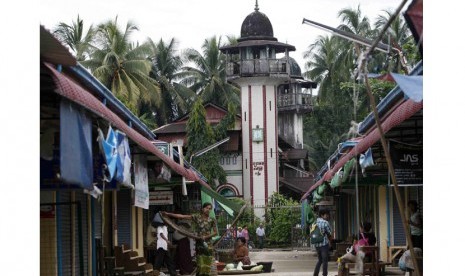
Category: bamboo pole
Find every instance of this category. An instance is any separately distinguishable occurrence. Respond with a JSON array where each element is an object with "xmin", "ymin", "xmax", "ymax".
[
  {"xmin": 359, "ymin": 1, "xmax": 421, "ymax": 274},
  {"xmin": 361, "ymin": 66, "xmax": 421, "ymax": 275}
]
